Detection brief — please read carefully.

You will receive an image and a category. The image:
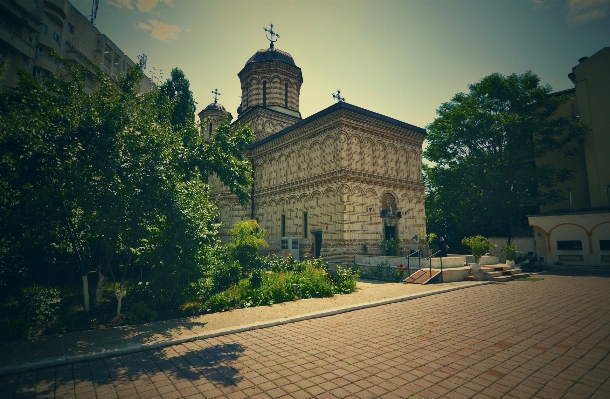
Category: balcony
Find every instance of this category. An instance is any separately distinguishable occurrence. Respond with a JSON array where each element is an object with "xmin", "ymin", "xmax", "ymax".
[
  {"xmin": 0, "ymin": 24, "xmax": 35, "ymax": 59},
  {"xmin": 43, "ymin": 0, "xmax": 67, "ymax": 19},
  {"xmin": 34, "ymin": 56, "xmax": 58, "ymax": 73},
  {"xmin": 37, "ymin": 32, "xmax": 60, "ymax": 50}
]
